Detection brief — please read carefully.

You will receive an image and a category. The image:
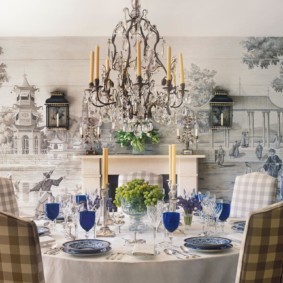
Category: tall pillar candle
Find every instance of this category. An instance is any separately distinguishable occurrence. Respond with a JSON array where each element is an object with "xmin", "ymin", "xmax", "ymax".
[
  {"xmin": 172, "ymin": 144, "xmax": 176, "ymax": 185},
  {"xmin": 102, "ymin": 147, "xmax": 108, "ymax": 189},
  {"xmin": 136, "ymin": 41, "xmax": 141, "ymax": 76}
]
